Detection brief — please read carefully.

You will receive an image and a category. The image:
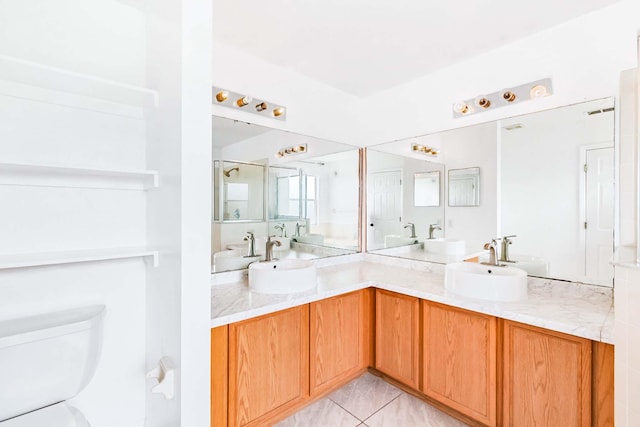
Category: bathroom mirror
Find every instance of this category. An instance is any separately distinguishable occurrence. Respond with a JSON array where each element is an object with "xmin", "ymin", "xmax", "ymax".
[
  {"xmin": 414, "ymin": 171, "xmax": 440, "ymax": 207},
  {"xmin": 366, "ymin": 97, "xmax": 615, "ymax": 286},
  {"xmin": 212, "ymin": 116, "xmax": 361, "ymax": 273},
  {"xmin": 448, "ymin": 167, "xmax": 480, "ymax": 207}
]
